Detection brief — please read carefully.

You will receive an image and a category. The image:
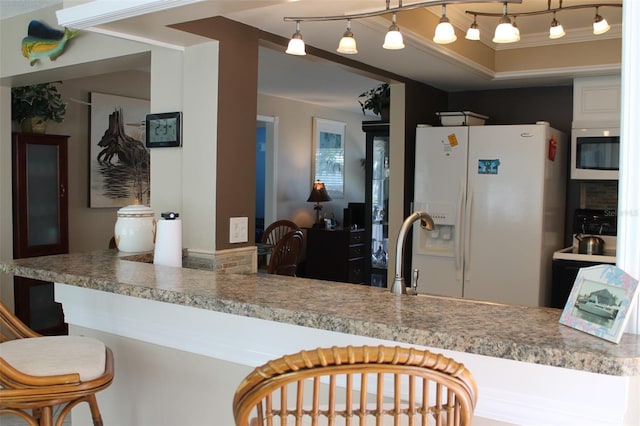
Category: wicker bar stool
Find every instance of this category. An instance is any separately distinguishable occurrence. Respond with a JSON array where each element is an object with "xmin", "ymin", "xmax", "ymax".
[
  {"xmin": 0, "ymin": 301, "xmax": 114, "ymax": 426},
  {"xmin": 233, "ymin": 345, "xmax": 477, "ymax": 426}
]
